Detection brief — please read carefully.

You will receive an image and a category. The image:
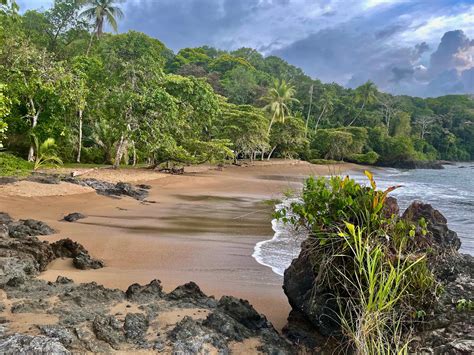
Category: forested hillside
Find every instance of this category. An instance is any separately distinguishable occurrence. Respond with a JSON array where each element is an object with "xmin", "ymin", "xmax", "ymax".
[{"xmin": 1, "ymin": 0, "xmax": 473, "ymax": 172}]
